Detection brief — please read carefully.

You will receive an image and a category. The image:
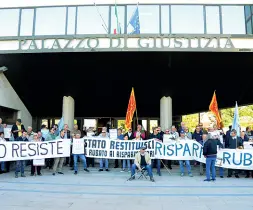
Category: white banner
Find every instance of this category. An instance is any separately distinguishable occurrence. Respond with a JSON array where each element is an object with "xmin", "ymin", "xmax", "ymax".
[
  {"xmin": 0, "ymin": 139, "xmax": 71, "ymax": 161},
  {"xmin": 83, "ymin": 138, "xmax": 253, "ymax": 170}
]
